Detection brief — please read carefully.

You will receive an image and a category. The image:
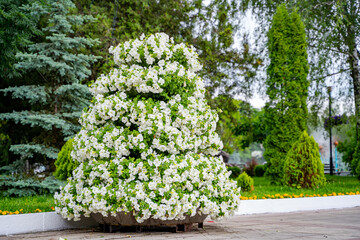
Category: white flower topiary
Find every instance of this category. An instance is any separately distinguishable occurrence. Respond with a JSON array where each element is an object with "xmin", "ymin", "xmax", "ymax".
[{"xmin": 55, "ymin": 33, "xmax": 241, "ymax": 223}]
